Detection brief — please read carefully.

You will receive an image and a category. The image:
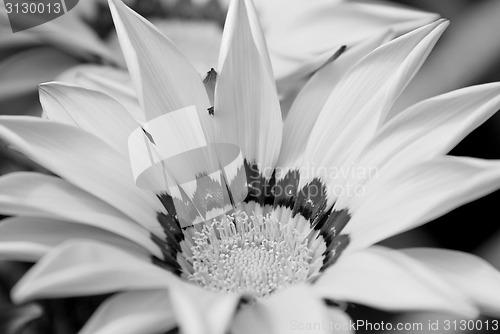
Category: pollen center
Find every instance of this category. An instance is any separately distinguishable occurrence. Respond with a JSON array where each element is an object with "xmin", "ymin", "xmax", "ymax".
[{"xmin": 188, "ymin": 212, "xmax": 312, "ymax": 298}]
